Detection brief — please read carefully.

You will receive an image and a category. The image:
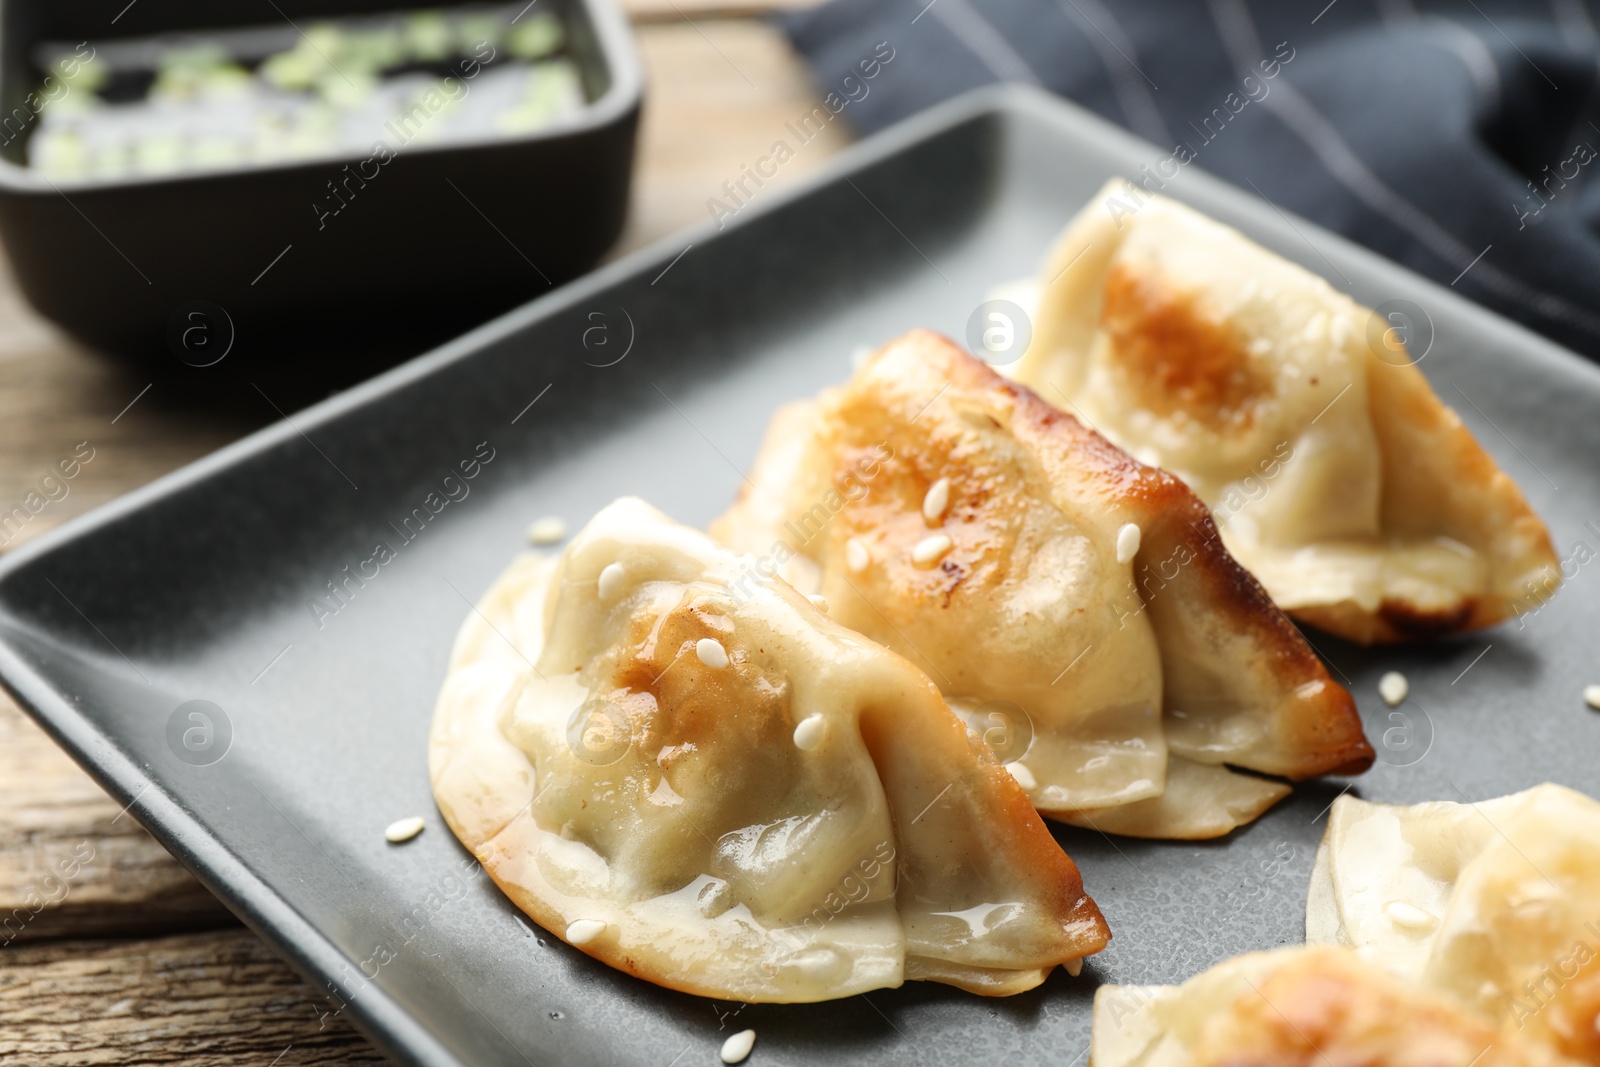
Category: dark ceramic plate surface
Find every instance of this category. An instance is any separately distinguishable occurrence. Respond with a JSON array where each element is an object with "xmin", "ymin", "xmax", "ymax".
[{"xmin": 1, "ymin": 86, "xmax": 1597, "ymax": 1067}]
